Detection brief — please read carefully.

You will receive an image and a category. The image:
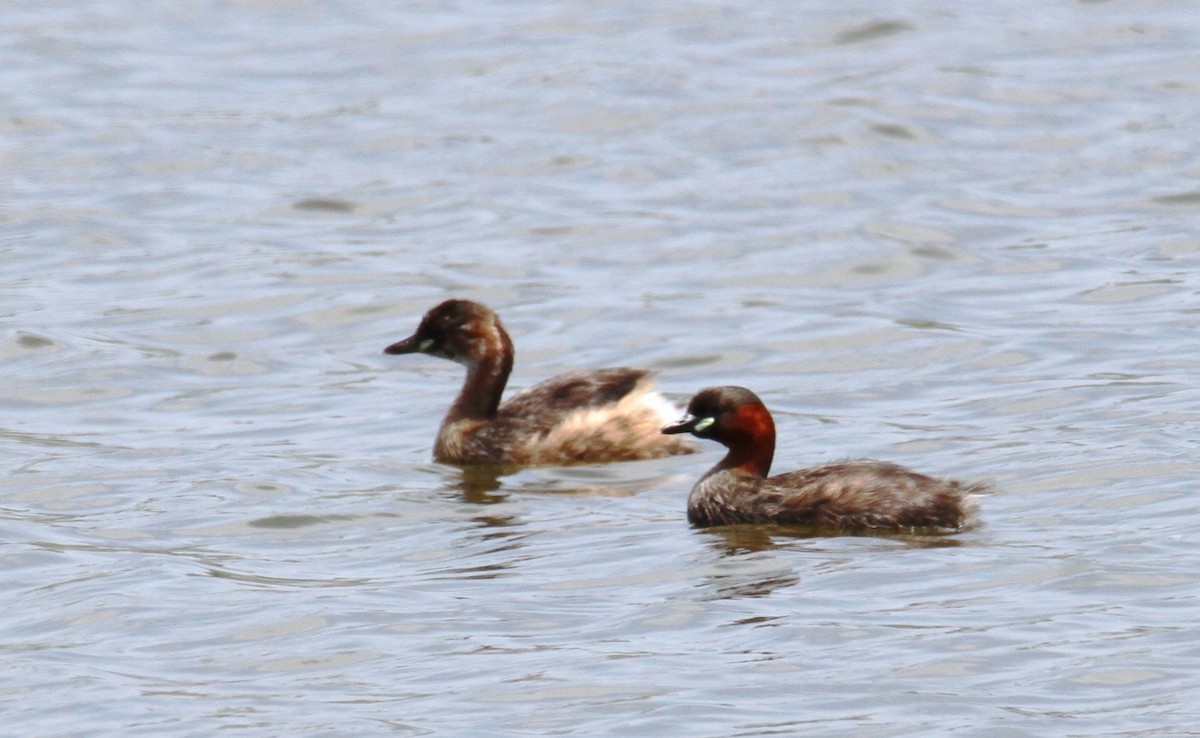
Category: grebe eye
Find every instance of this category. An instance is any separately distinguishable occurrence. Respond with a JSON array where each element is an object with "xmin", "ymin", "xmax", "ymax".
[{"xmin": 693, "ymin": 416, "xmax": 714, "ymax": 433}]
